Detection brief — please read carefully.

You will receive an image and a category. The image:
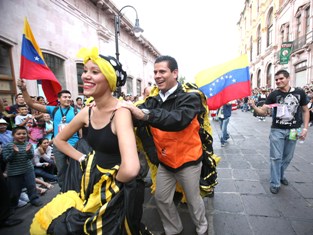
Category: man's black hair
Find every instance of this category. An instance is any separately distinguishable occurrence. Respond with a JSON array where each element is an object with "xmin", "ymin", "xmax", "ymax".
[
  {"xmin": 15, "ymin": 93, "xmax": 23, "ymax": 100},
  {"xmin": 37, "ymin": 96, "xmax": 44, "ymax": 101},
  {"xmin": 12, "ymin": 126, "xmax": 27, "ymax": 135},
  {"xmin": 57, "ymin": 90, "xmax": 71, "ymax": 98},
  {"xmin": 17, "ymin": 104, "xmax": 27, "ymax": 109},
  {"xmin": 275, "ymin": 69, "xmax": 289, "ymax": 78},
  {"xmin": 155, "ymin": 55, "xmax": 178, "ymax": 72}
]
